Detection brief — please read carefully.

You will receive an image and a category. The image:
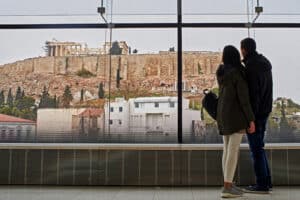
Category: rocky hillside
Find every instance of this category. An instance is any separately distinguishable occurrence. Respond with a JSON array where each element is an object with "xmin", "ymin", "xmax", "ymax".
[{"xmin": 0, "ymin": 52, "xmax": 221, "ymax": 100}]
